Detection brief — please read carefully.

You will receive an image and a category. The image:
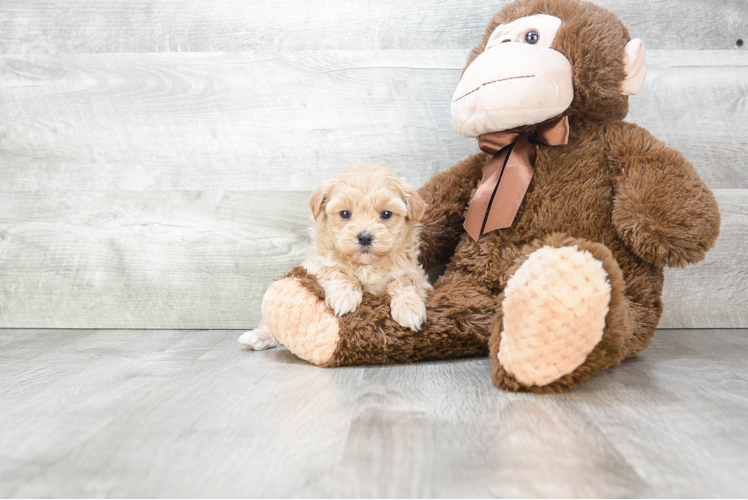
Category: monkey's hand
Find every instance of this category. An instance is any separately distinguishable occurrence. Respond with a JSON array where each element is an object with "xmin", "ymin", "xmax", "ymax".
[{"xmin": 607, "ymin": 122, "xmax": 721, "ymax": 268}]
